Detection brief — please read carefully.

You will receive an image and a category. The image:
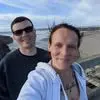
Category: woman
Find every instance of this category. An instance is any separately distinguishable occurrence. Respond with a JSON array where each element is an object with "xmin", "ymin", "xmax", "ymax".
[{"xmin": 17, "ymin": 23, "xmax": 88, "ymax": 100}]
